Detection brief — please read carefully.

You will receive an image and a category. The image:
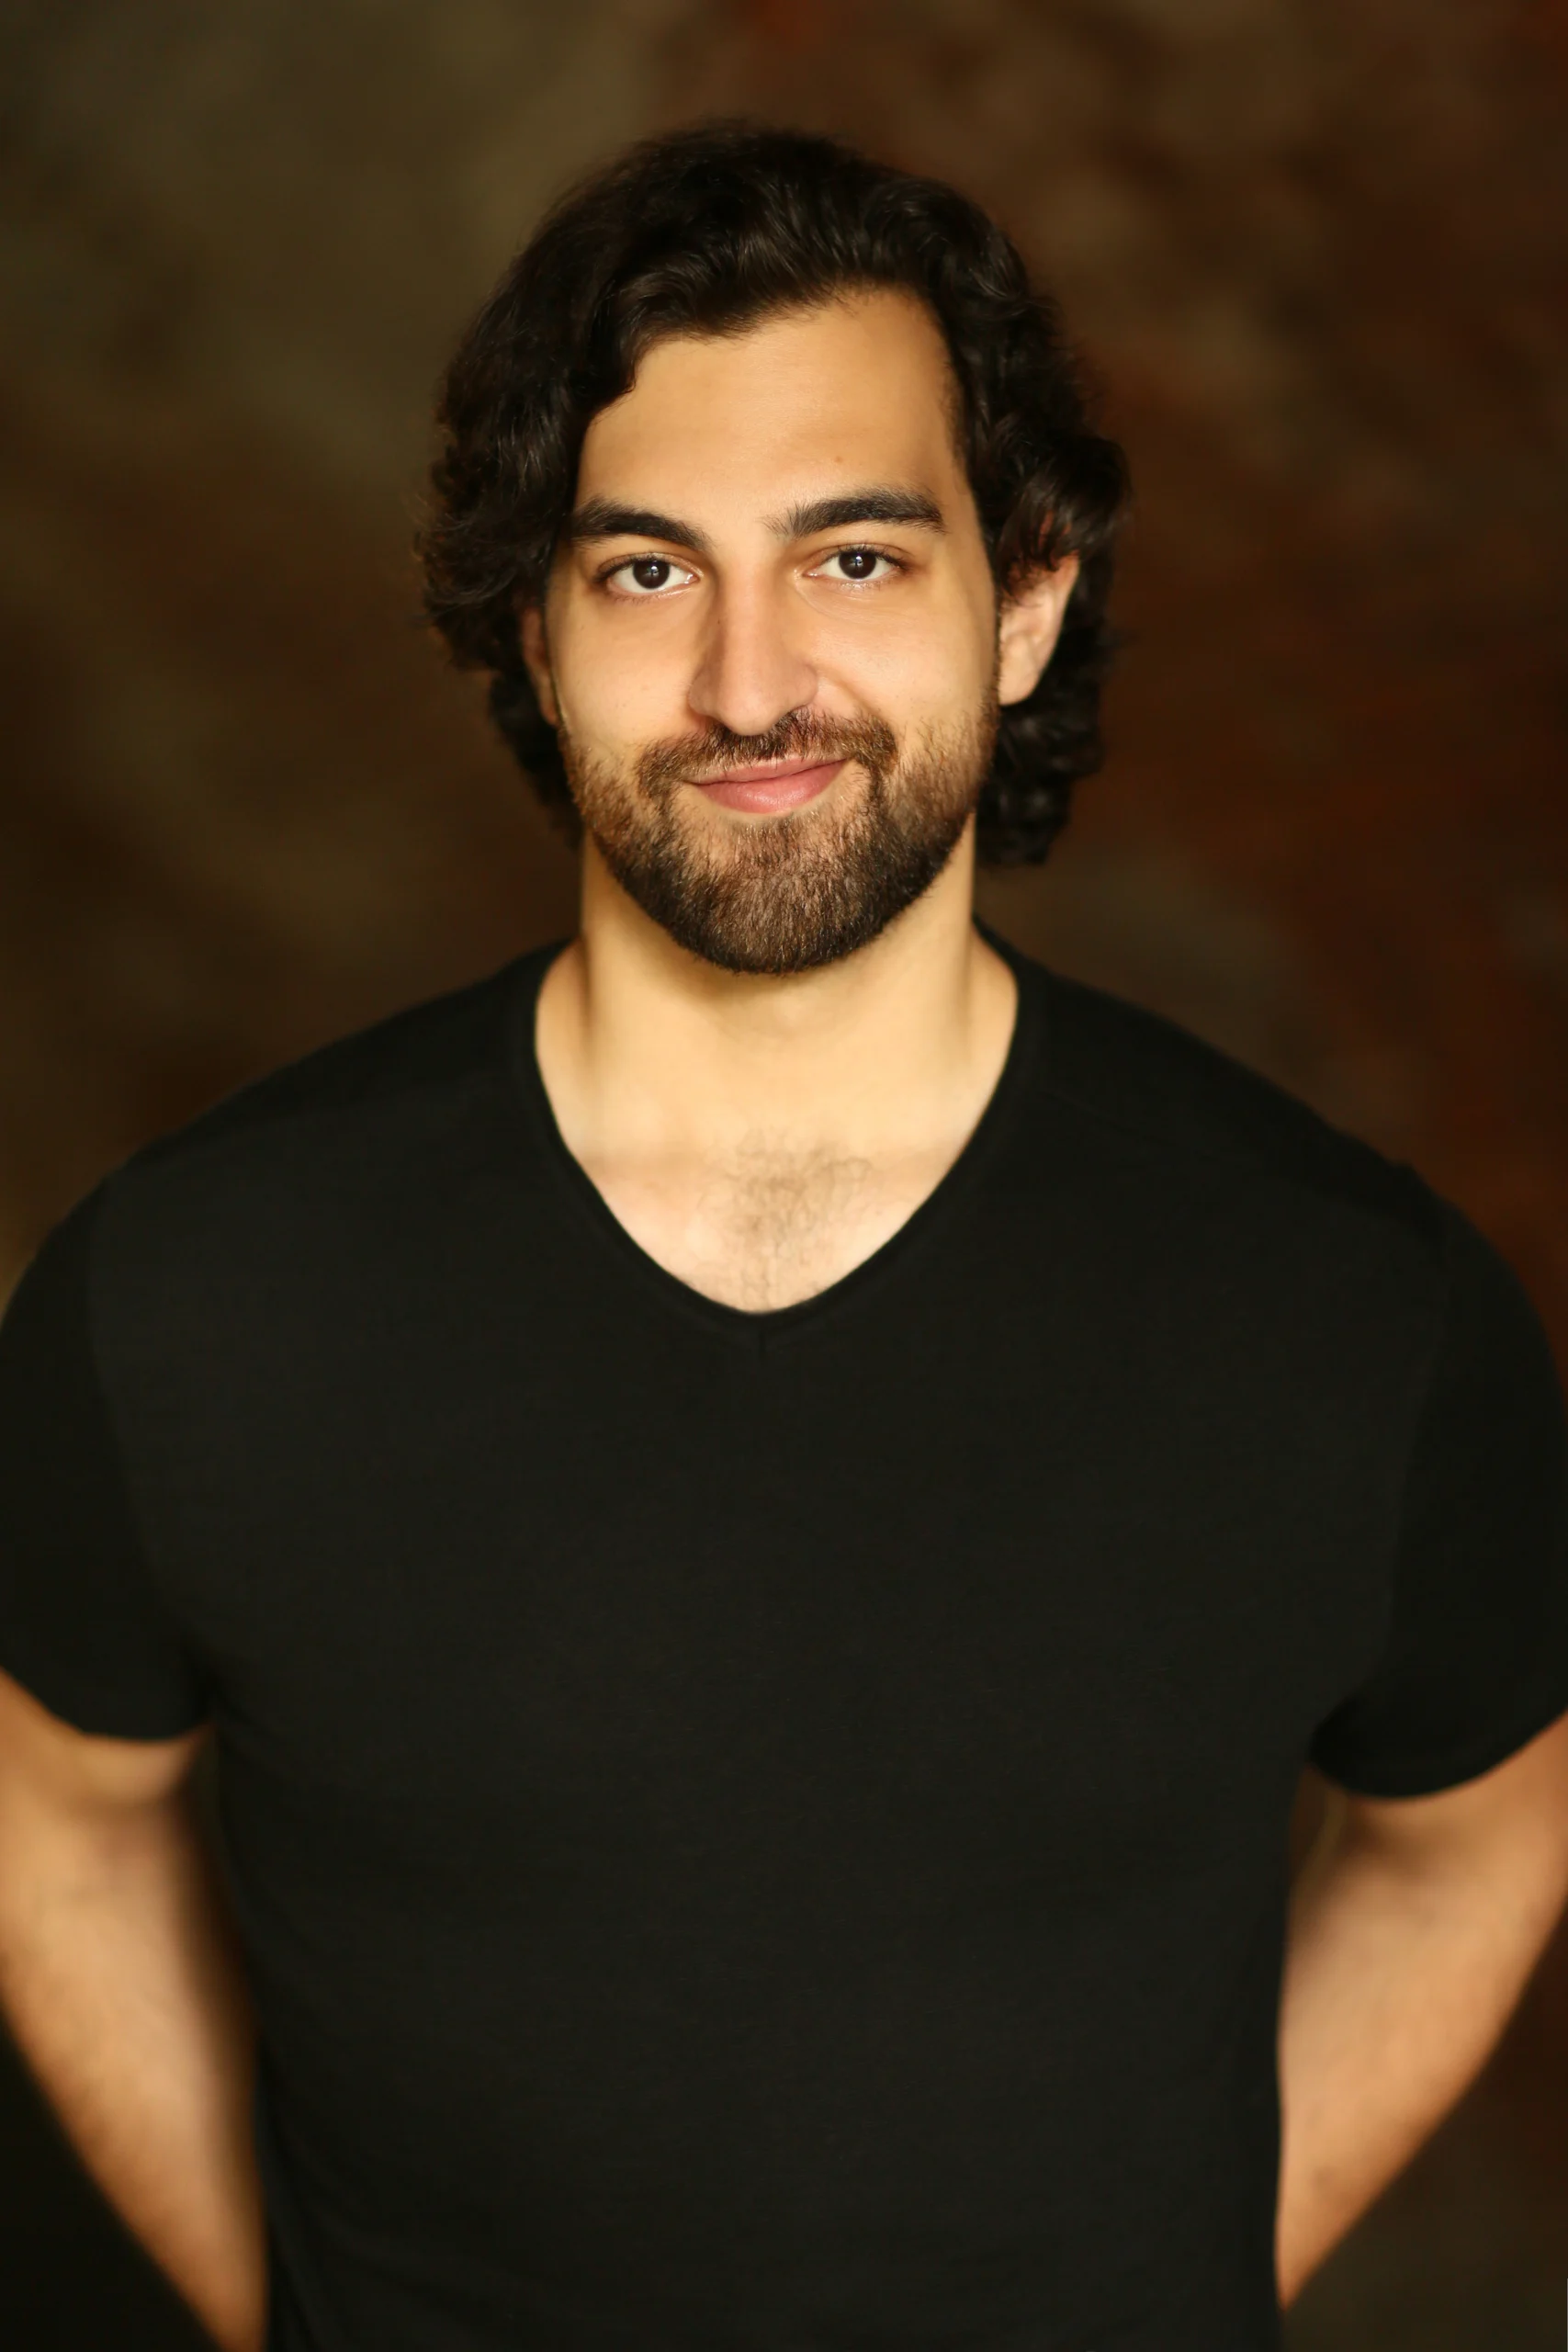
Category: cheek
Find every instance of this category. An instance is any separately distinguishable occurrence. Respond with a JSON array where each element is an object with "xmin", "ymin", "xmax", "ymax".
[
  {"xmin": 830, "ymin": 593, "xmax": 995, "ymax": 719},
  {"xmin": 551, "ymin": 603, "xmax": 694, "ymax": 747}
]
